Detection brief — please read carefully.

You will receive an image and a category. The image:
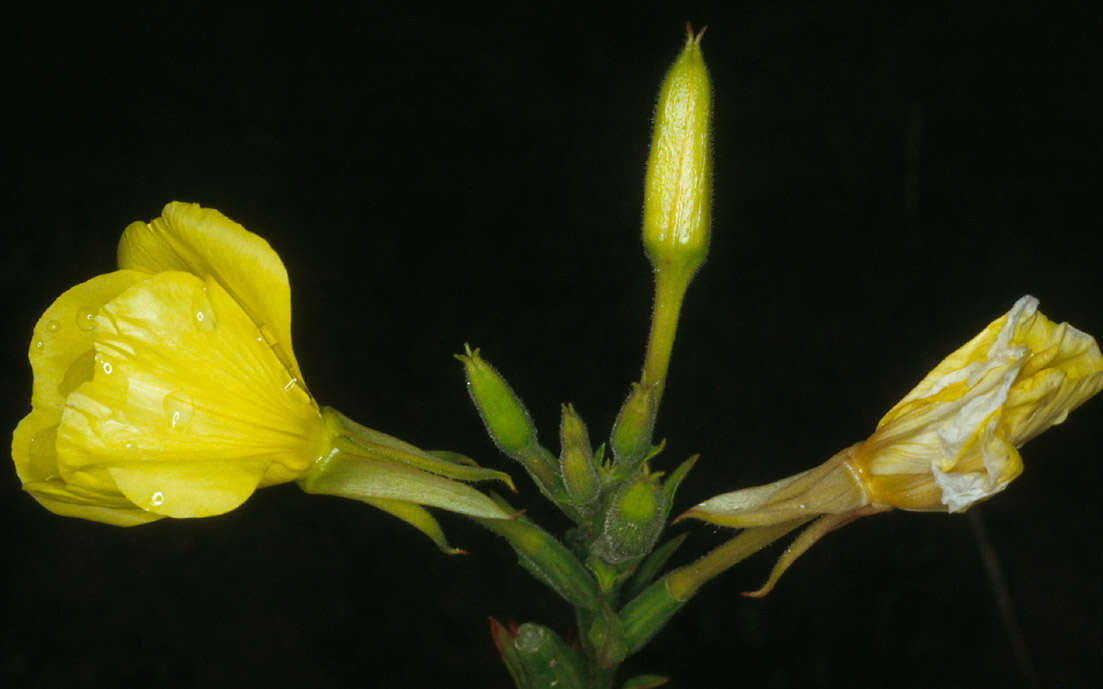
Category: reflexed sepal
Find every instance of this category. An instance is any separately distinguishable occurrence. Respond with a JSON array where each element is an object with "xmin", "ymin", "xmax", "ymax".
[
  {"xmin": 299, "ymin": 409, "xmax": 515, "ymax": 550},
  {"xmin": 323, "ymin": 407, "xmax": 515, "ymax": 490},
  {"xmin": 358, "ymin": 497, "xmax": 465, "ymax": 555}
]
